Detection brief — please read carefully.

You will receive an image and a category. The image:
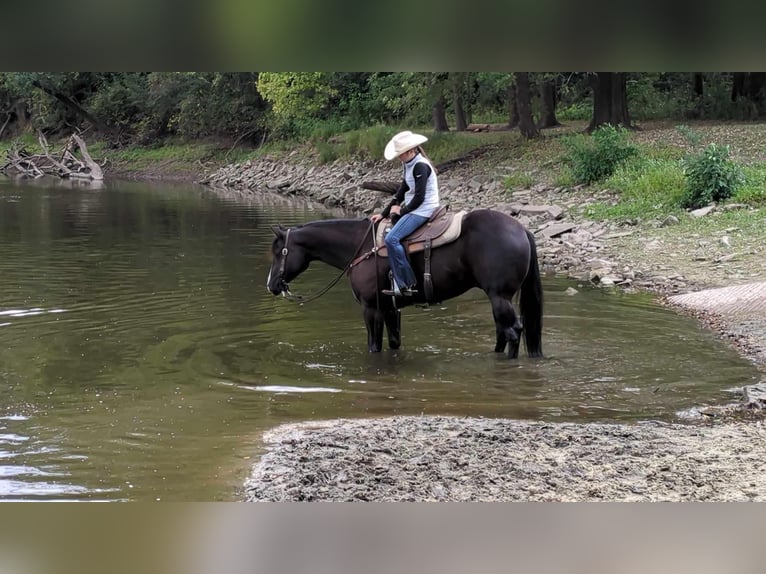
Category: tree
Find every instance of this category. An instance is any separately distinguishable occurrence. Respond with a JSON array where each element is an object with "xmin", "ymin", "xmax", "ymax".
[
  {"xmin": 450, "ymin": 73, "xmax": 468, "ymax": 131},
  {"xmin": 507, "ymin": 82, "xmax": 519, "ymax": 128},
  {"xmin": 731, "ymin": 72, "xmax": 766, "ymax": 116},
  {"xmin": 538, "ymin": 74, "xmax": 561, "ymax": 128},
  {"xmin": 8, "ymin": 73, "xmax": 116, "ymax": 136},
  {"xmin": 588, "ymin": 72, "xmax": 632, "ymax": 131},
  {"xmin": 432, "ymin": 96, "xmax": 449, "ymax": 132},
  {"xmin": 514, "ymin": 73, "xmax": 539, "ymax": 138},
  {"xmin": 257, "ymin": 73, "xmax": 337, "ymax": 119},
  {"xmin": 428, "ymin": 73, "xmax": 450, "ymax": 132}
]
